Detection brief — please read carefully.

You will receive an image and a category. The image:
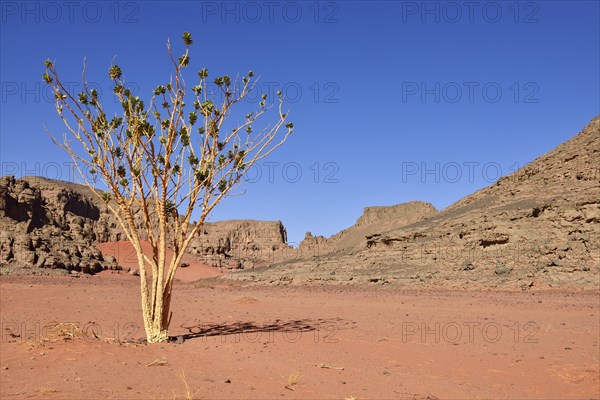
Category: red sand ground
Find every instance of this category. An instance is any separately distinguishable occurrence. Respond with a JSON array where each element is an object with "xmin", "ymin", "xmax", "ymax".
[
  {"xmin": 97, "ymin": 241, "xmax": 222, "ymax": 282},
  {"xmin": 1, "ymin": 272, "xmax": 598, "ymax": 399}
]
